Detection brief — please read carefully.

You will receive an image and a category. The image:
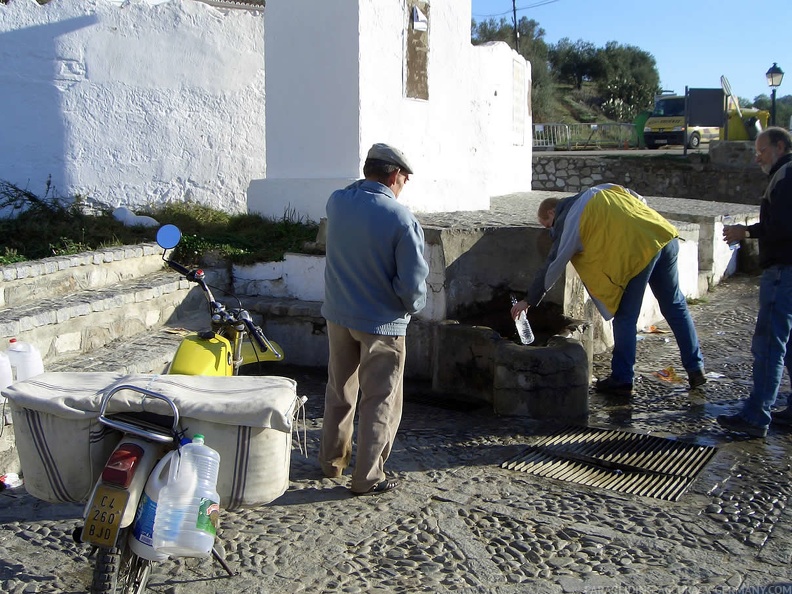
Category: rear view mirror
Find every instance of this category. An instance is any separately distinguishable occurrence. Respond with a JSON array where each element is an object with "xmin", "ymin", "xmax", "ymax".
[{"xmin": 156, "ymin": 224, "xmax": 182, "ymax": 250}]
